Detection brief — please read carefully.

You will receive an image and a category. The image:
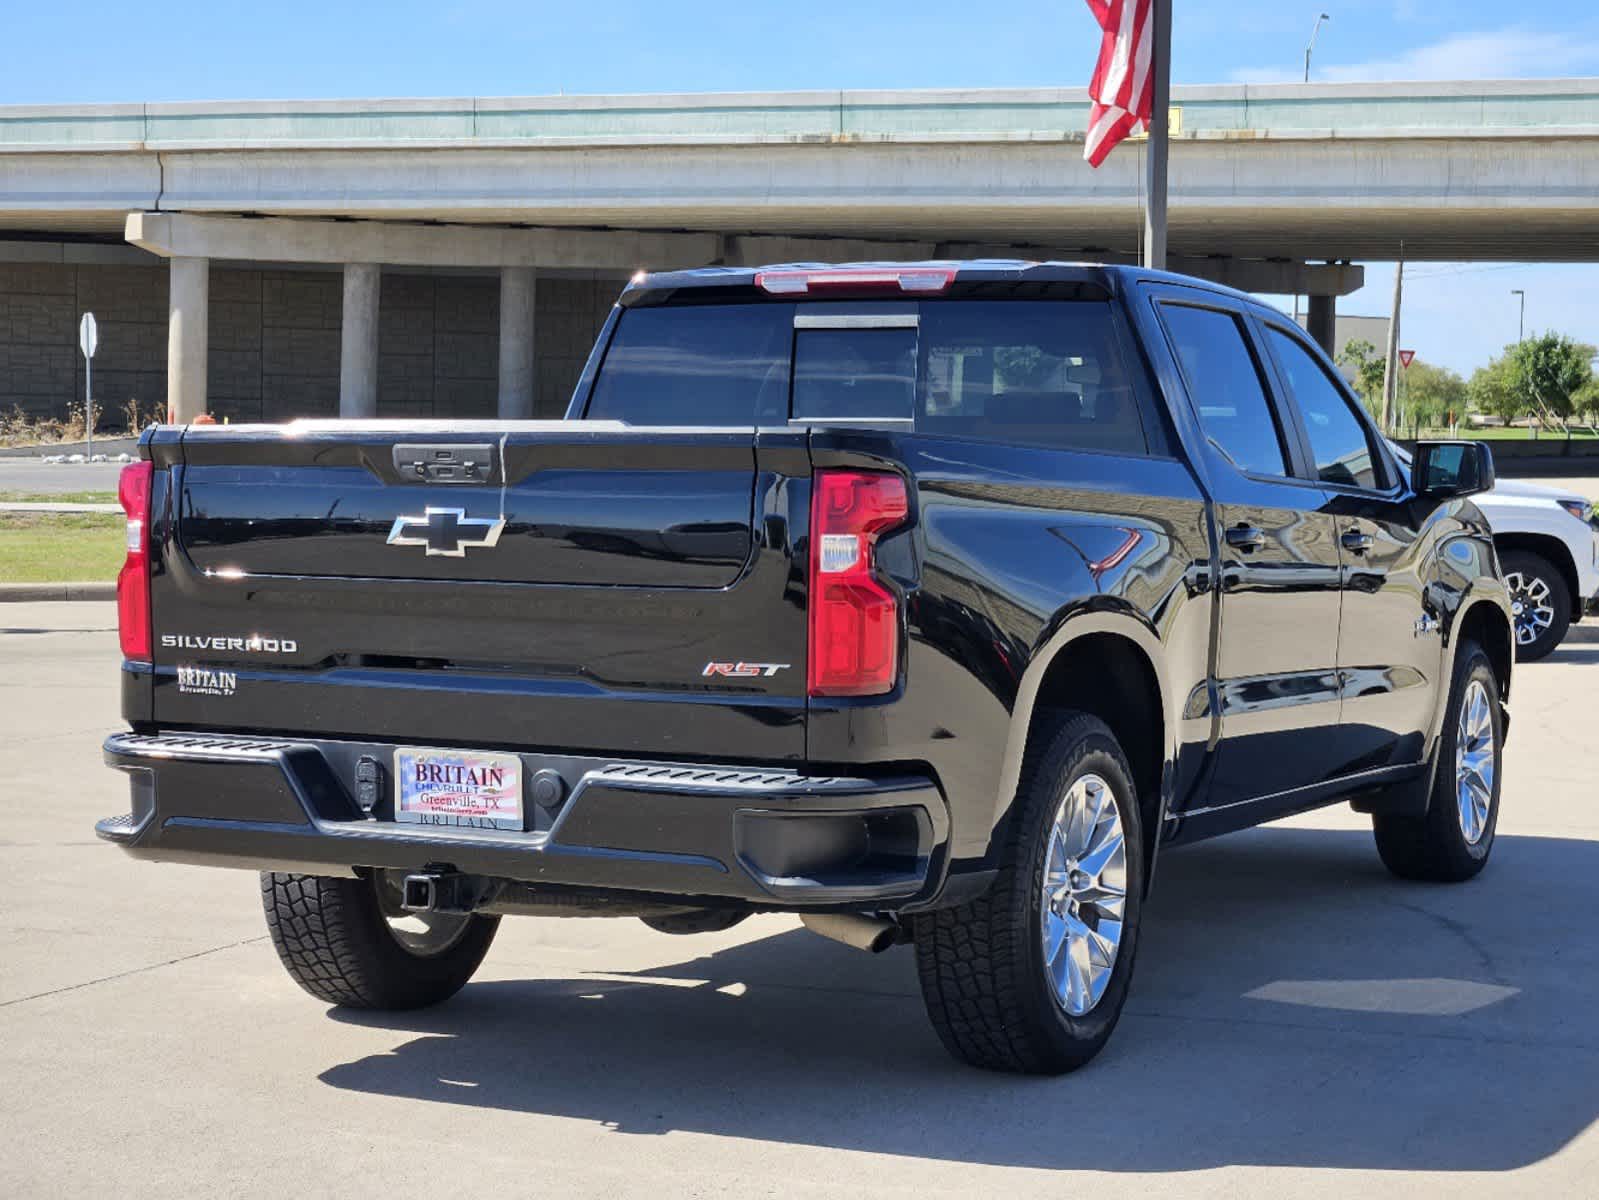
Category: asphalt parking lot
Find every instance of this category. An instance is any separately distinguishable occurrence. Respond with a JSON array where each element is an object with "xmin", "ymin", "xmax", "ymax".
[{"xmin": 3, "ymin": 602, "xmax": 1597, "ymax": 1198}]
